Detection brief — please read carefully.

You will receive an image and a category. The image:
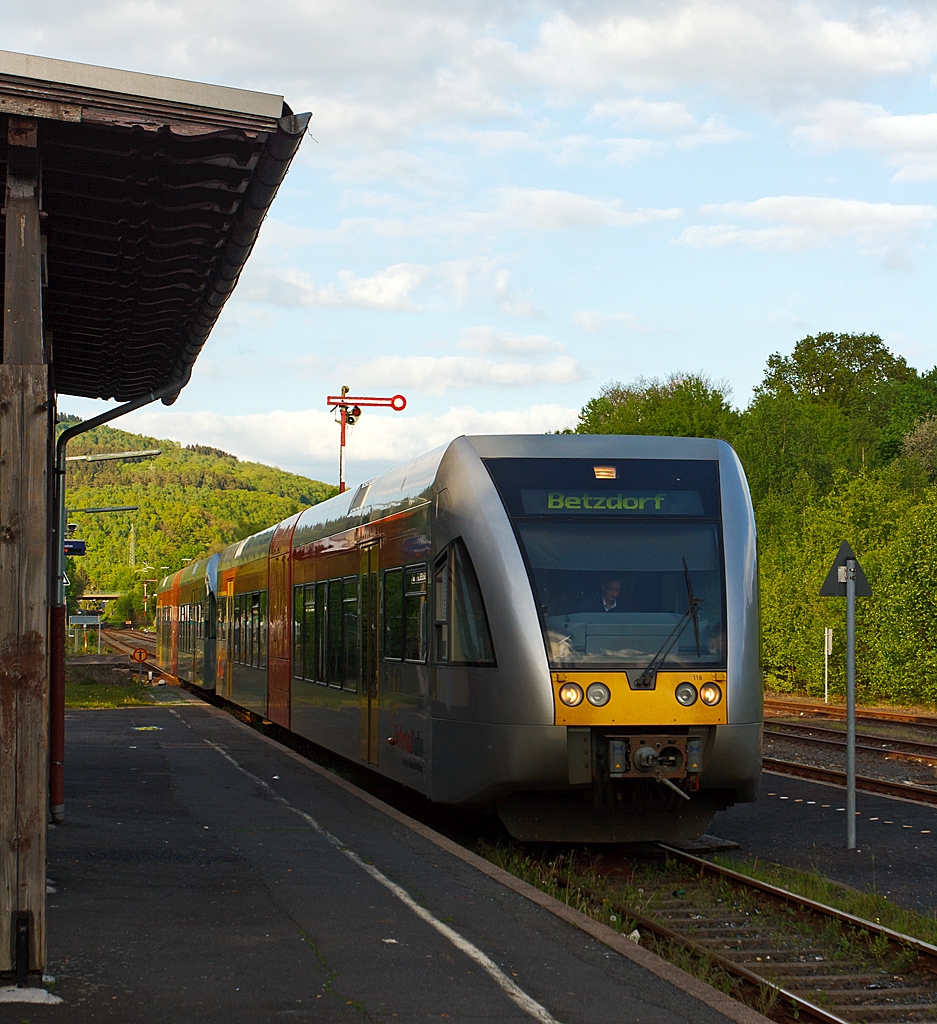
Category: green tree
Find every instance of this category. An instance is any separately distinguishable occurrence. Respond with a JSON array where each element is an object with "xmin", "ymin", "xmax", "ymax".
[
  {"xmin": 569, "ymin": 333, "xmax": 937, "ymax": 707},
  {"xmin": 576, "ymin": 373, "xmax": 740, "ymax": 440}
]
